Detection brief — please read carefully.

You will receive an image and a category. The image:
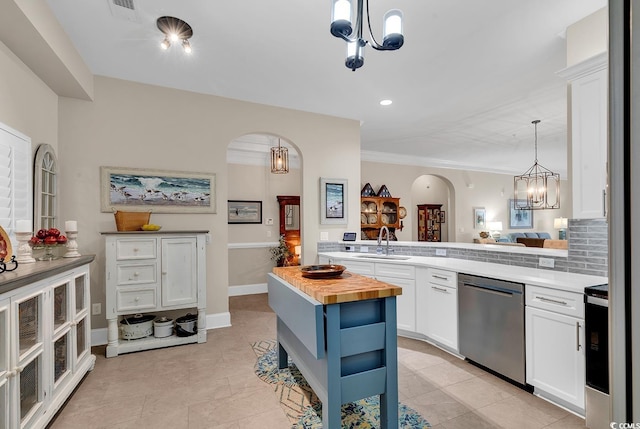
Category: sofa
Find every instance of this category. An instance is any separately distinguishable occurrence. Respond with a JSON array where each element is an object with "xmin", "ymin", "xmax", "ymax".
[{"xmin": 493, "ymin": 232, "xmax": 567, "ymax": 249}]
